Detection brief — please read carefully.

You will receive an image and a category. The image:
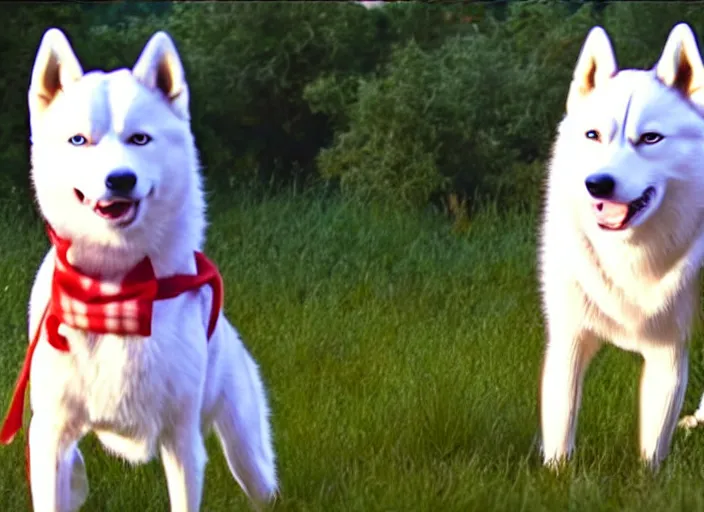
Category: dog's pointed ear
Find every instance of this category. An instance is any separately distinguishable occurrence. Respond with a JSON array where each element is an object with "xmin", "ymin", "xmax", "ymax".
[
  {"xmin": 132, "ymin": 31, "xmax": 190, "ymax": 120},
  {"xmin": 655, "ymin": 23, "xmax": 704, "ymax": 103},
  {"xmin": 28, "ymin": 28, "xmax": 84, "ymax": 116},
  {"xmin": 566, "ymin": 26, "xmax": 618, "ymax": 114}
]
